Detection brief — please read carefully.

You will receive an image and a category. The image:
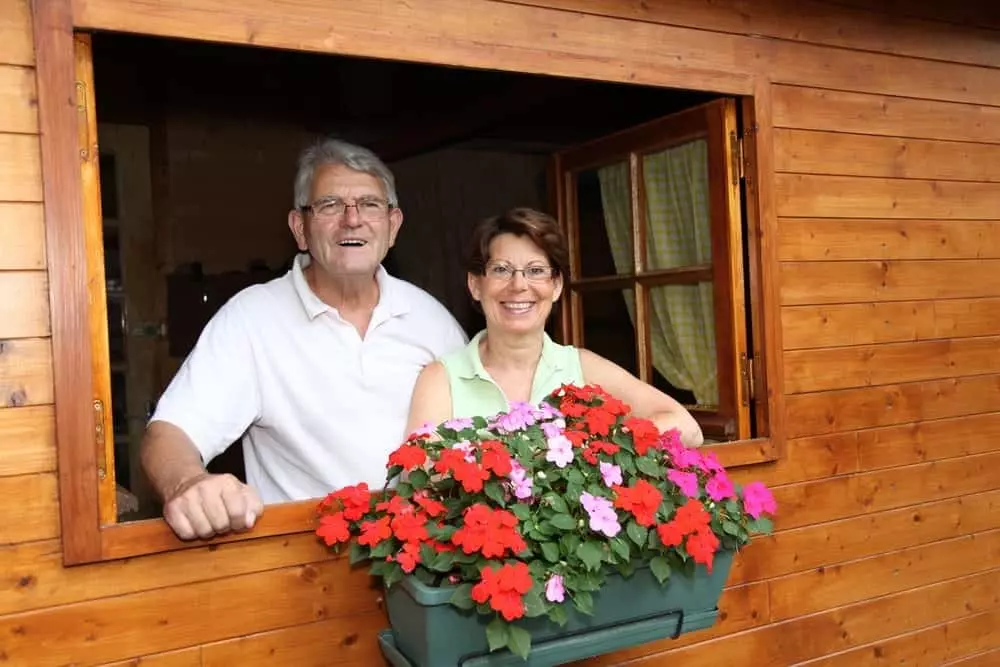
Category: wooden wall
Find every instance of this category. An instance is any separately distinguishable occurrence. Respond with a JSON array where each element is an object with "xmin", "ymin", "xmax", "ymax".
[{"xmin": 1, "ymin": 0, "xmax": 999, "ymax": 664}]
